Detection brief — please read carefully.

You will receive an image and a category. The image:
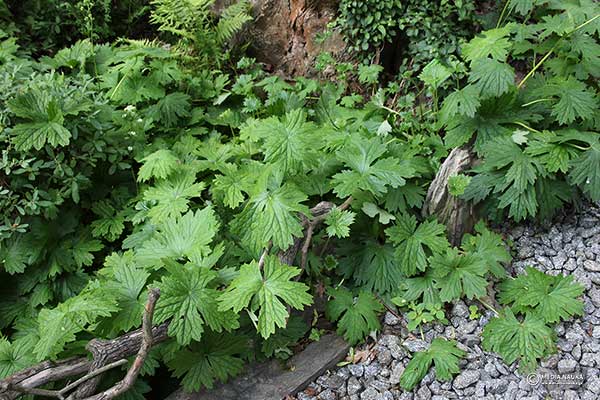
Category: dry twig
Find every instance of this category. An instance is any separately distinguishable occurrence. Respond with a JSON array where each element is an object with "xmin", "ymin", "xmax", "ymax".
[
  {"xmin": 299, "ymin": 196, "xmax": 353, "ymax": 270},
  {"xmin": 1, "ymin": 198, "xmax": 352, "ymax": 400},
  {"xmin": 78, "ymin": 288, "xmax": 160, "ymax": 400},
  {"xmin": 0, "ymin": 289, "xmax": 163, "ymax": 400}
]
